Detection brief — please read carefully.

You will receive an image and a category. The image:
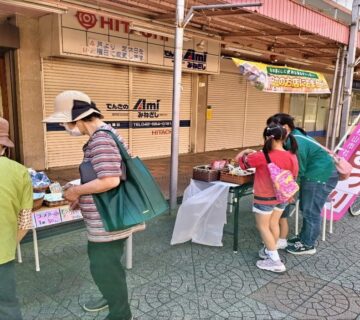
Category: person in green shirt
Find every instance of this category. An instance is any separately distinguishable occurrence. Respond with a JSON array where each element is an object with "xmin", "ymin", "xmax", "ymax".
[
  {"xmin": 266, "ymin": 113, "xmax": 338, "ymax": 255},
  {"xmin": 0, "ymin": 117, "xmax": 33, "ymax": 320}
]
